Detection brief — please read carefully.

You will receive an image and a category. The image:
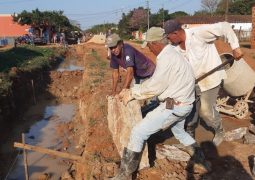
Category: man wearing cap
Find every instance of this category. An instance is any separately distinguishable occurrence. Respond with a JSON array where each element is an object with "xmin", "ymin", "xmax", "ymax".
[
  {"xmin": 164, "ymin": 20, "xmax": 243, "ymax": 146},
  {"xmin": 106, "ymin": 33, "xmax": 155, "ymax": 95},
  {"xmin": 112, "ymin": 27, "xmax": 210, "ymax": 179}
]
